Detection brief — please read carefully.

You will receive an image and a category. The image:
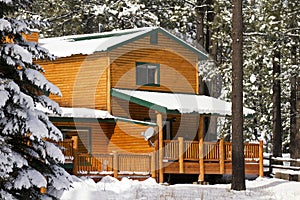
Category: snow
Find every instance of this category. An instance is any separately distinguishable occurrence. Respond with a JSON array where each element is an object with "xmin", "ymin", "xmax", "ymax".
[
  {"xmin": 61, "ymin": 176, "xmax": 300, "ymax": 200},
  {"xmin": 53, "ymin": 107, "xmax": 115, "ymax": 119},
  {"xmin": 14, "ymin": 169, "xmax": 47, "ymax": 189},
  {"xmin": 113, "ymin": 89, "xmax": 255, "ymax": 116},
  {"xmin": 39, "ymin": 27, "xmax": 155, "ymax": 58},
  {"xmin": 24, "ymin": 68, "xmax": 61, "ymax": 95},
  {"xmin": 3, "ymin": 44, "xmax": 32, "ymax": 64},
  {"xmin": 0, "ymin": 18, "xmax": 11, "ymax": 32}
]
